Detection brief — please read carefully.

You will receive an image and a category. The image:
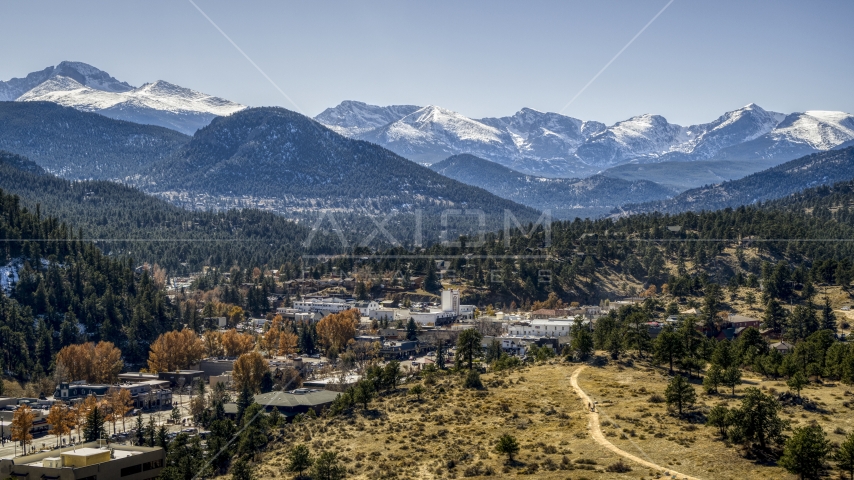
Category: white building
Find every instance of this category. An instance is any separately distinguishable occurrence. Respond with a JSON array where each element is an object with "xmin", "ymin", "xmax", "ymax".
[
  {"xmin": 294, "ymin": 297, "xmax": 353, "ymax": 315},
  {"xmin": 507, "ymin": 318, "xmax": 584, "ymax": 337},
  {"xmin": 354, "ymin": 300, "xmax": 380, "ymax": 316},
  {"xmin": 442, "ymin": 289, "xmax": 460, "ymax": 315}
]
